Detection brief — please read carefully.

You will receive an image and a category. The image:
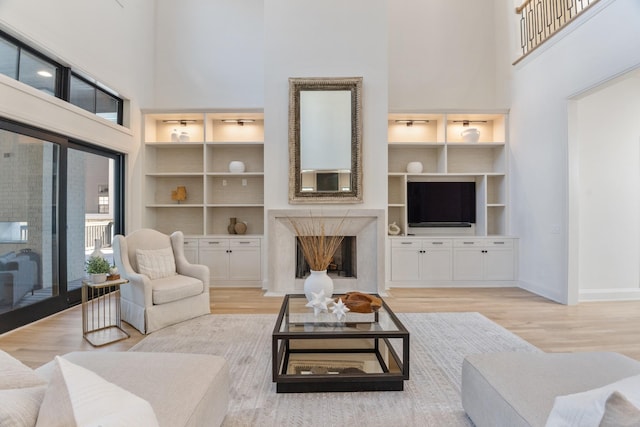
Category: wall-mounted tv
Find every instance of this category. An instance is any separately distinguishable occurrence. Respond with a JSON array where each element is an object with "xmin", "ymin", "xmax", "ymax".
[{"xmin": 407, "ymin": 181, "xmax": 476, "ymax": 227}]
